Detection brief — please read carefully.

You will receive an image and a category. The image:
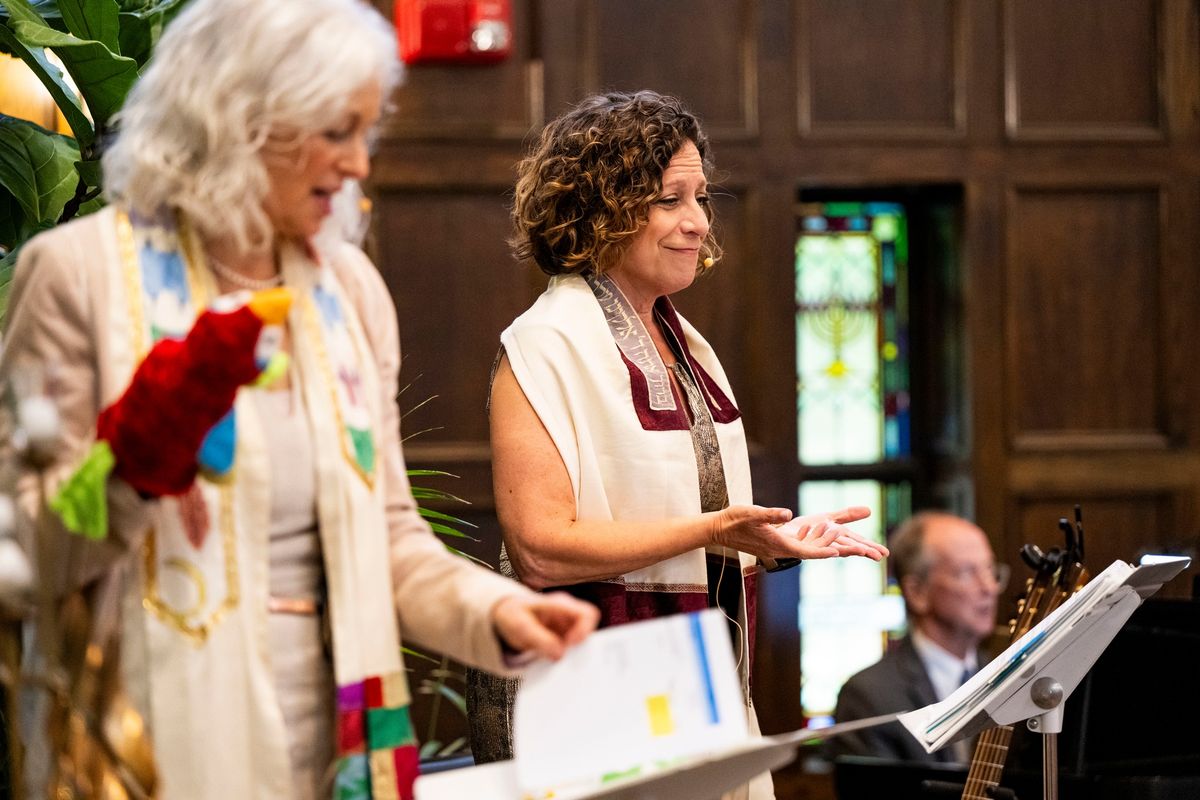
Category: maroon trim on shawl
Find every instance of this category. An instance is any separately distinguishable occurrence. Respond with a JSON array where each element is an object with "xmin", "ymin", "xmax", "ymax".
[
  {"xmin": 618, "ymin": 350, "xmax": 689, "ymax": 431},
  {"xmin": 743, "ymin": 569, "xmax": 758, "ymax": 684},
  {"xmin": 551, "ymin": 582, "xmax": 709, "ymax": 629},
  {"xmin": 653, "ymin": 297, "xmax": 741, "ymax": 424}
]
